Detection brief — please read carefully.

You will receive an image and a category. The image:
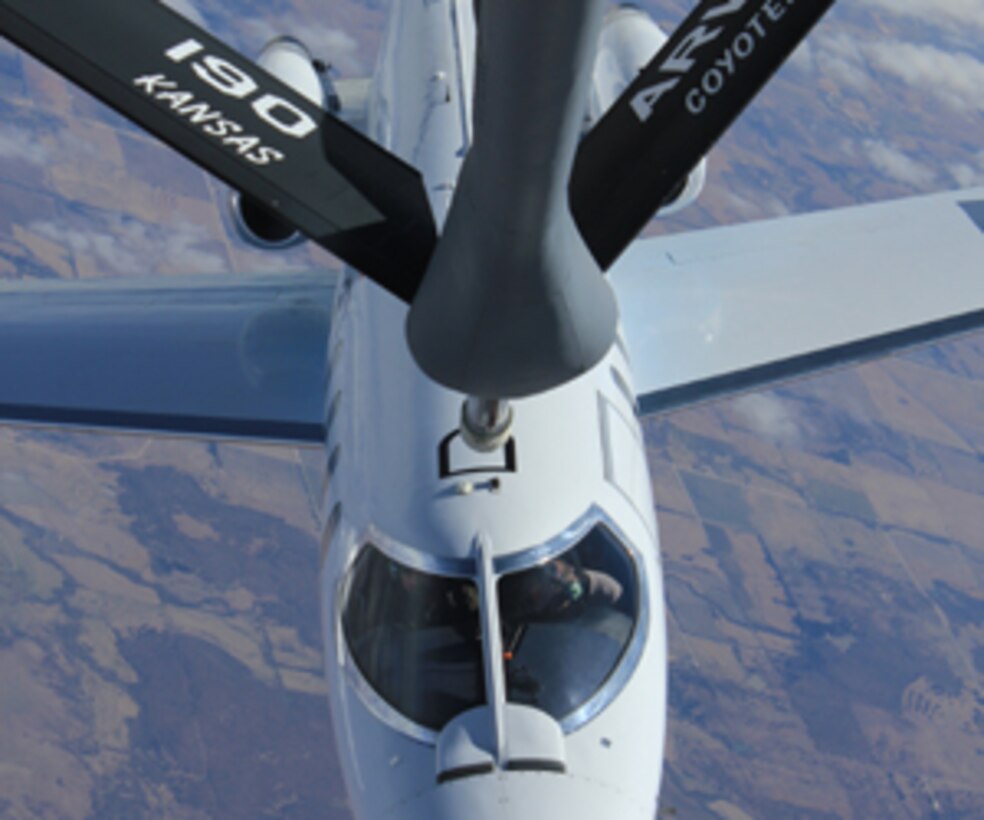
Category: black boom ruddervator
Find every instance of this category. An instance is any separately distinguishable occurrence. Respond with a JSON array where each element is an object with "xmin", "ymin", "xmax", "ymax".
[
  {"xmin": 0, "ymin": 0, "xmax": 889, "ymax": 440},
  {"xmin": 0, "ymin": 0, "xmax": 437, "ymax": 300}
]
